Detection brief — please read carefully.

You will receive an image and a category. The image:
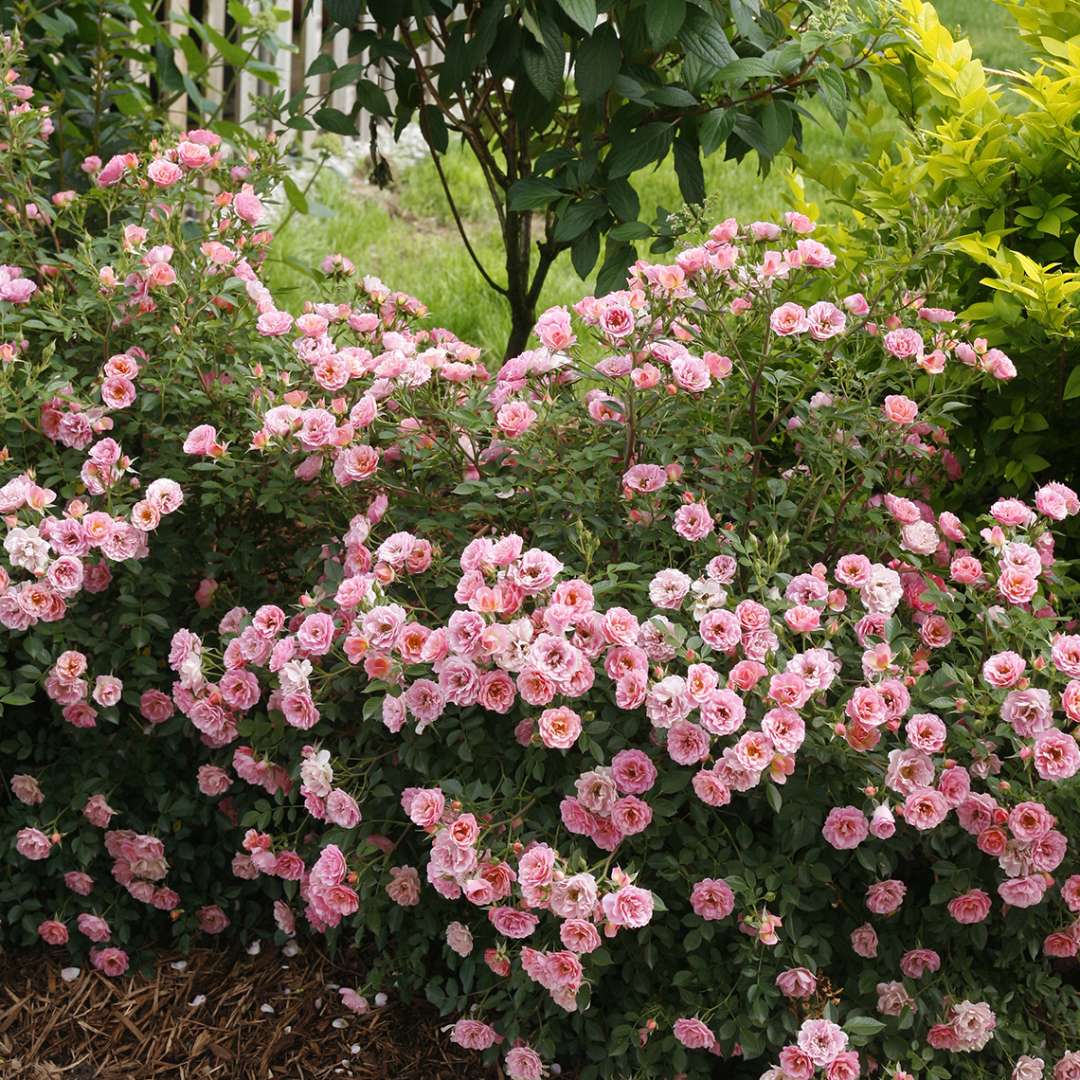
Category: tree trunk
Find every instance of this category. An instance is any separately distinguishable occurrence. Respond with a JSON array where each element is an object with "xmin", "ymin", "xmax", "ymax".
[{"xmin": 503, "ymin": 207, "xmax": 534, "ymax": 360}]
